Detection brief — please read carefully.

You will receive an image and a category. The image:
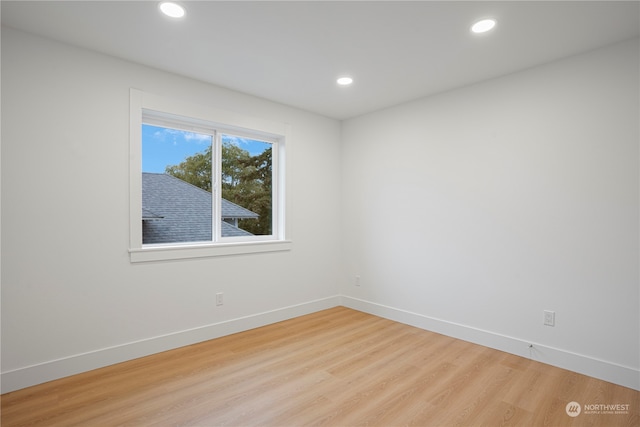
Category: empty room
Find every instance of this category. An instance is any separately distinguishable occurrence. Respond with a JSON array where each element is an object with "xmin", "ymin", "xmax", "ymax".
[{"xmin": 1, "ymin": 1, "xmax": 638, "ymax": 426}]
